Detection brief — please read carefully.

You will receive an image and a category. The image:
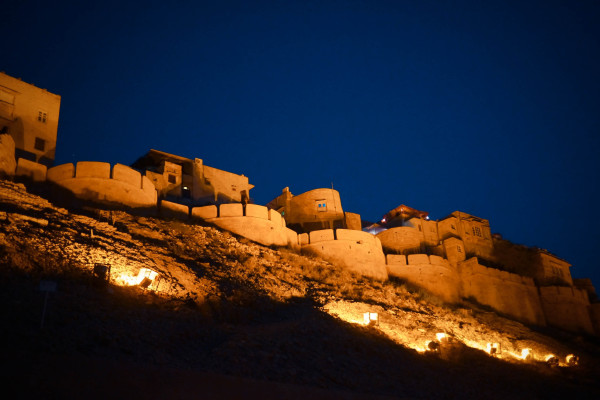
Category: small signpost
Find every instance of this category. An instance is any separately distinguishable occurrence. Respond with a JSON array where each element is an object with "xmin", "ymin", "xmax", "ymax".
[{"xmin": 39, "ymin": 280, "xmax": 57, "ymax": 329}]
